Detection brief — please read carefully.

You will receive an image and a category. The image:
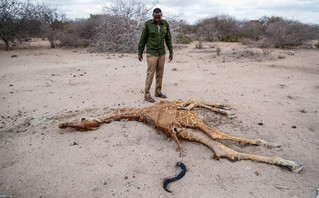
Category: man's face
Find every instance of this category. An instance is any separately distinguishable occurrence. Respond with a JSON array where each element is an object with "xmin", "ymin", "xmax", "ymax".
[{"xmin": 153, "ymin": 13, "xmax": 162, "ymax": 24}]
